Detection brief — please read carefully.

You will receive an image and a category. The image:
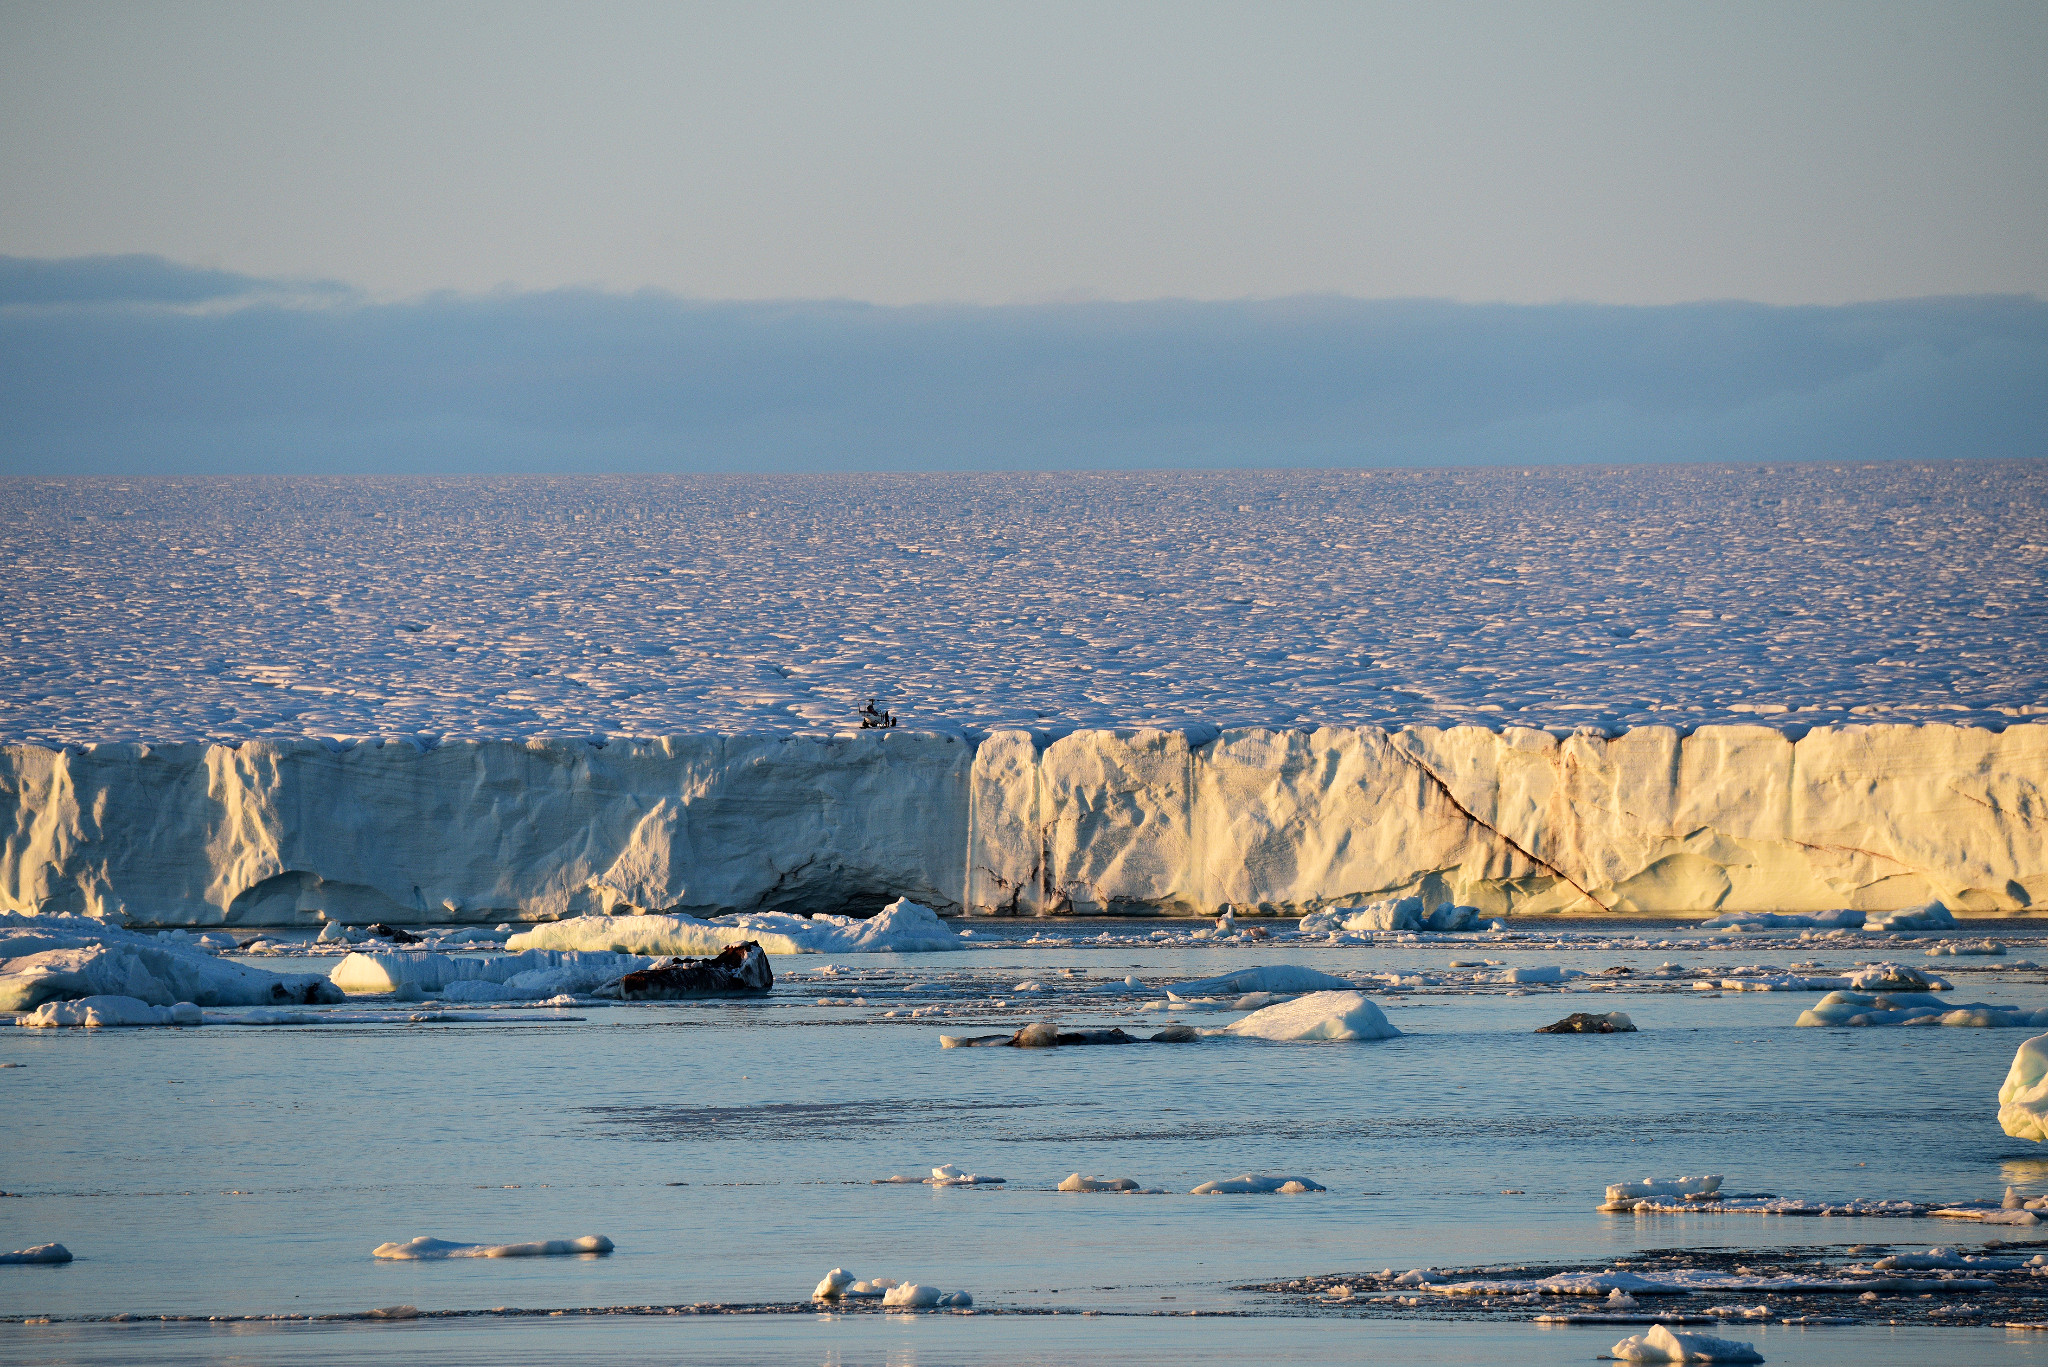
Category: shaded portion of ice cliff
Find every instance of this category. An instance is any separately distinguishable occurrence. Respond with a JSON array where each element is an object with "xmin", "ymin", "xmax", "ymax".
[{"xmin": 1, "ymin": 724, "xmax": 2041, "ymax": 926}]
